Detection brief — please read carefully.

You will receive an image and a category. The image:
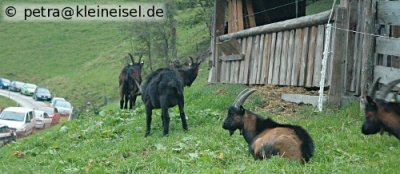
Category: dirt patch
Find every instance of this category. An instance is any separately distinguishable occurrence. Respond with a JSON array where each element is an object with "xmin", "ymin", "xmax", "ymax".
[{"xmin": 250, "ymin": 85, "xmax": 323, "ymax": 115}]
